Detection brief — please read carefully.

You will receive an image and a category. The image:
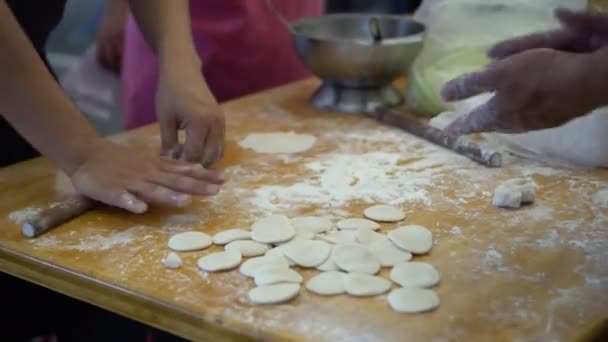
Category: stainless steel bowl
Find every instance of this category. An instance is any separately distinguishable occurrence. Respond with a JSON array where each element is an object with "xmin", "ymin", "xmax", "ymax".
[{"xmin": 291, "ymin": 14, "xmax": 425, "ymax": 88}]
